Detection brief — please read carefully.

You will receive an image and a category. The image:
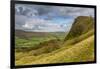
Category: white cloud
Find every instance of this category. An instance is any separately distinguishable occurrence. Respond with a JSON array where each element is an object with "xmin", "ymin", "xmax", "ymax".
[
  {"xmin": 22, "ymin": 23, "xmax": 33, "ymax": 29},
  {"xmin": 21, "ymin": 18, "xmax": 69, "ymax": 32}
]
